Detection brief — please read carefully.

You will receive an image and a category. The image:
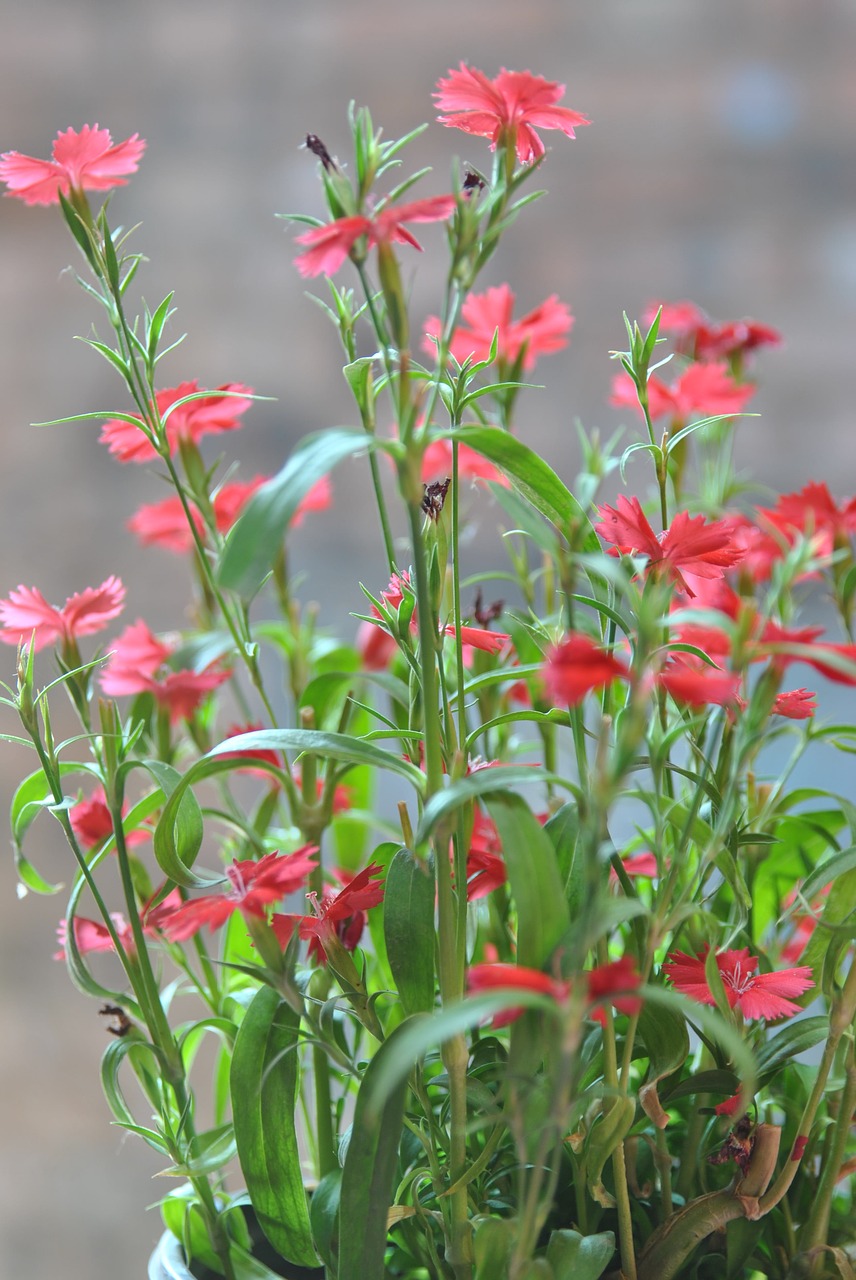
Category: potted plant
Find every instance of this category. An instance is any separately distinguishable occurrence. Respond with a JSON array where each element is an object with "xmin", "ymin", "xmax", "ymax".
[{"xmin": 2, "ymin": 63, "xmax": 855, "ymax": 1280}]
